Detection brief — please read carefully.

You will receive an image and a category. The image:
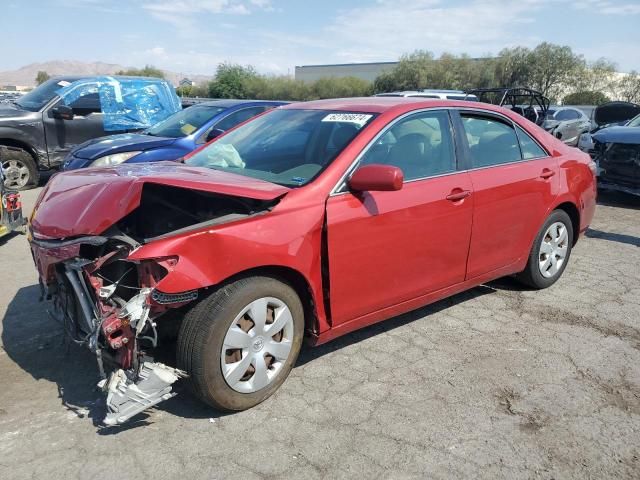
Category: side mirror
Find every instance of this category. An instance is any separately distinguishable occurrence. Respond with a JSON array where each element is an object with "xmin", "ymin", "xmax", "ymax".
[
  {"xmin": 206, "ymin": 128, "xmax": 225, "ymax": 142},
  {"xmin": 51, "ymin": 105, "xmax": 74, "ymax": 121},
  {"xmin": 348, "ymin": 164, "xmax": 404, "ymax": 192}
]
